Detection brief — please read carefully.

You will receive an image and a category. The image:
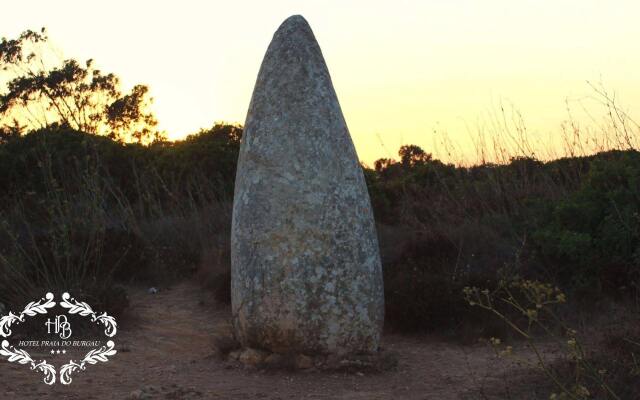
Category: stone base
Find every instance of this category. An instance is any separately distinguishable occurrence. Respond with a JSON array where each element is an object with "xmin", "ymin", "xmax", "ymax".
[{"xmin": 227, "ymin": 347, "xmax": 398, "ymax": 373}]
